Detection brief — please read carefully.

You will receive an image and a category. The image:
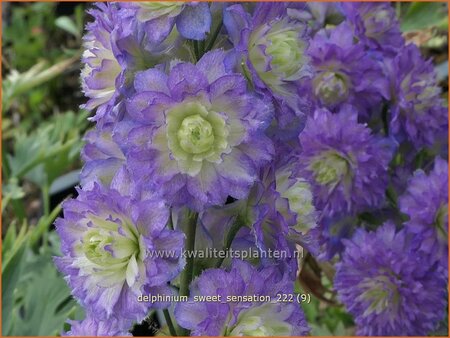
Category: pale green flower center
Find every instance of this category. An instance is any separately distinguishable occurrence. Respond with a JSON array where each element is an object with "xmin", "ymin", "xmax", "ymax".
[
  {"xmin": 165, "ymin": 101, "xmax": 230, "ymax": 176},
  {"xmin": 309, "ymin": 151, "xmax": 352, "ymax": 186},
  {"xmin": 137, "ymin": 1, "xmax": 184, "ymax": 10},
  {"xmin": 227, "ymin": 304, "xmax": 292, "ymax": 336},
  {"xmin": 282, "ymin": 180, "xmax": 314, "ymax": 215},
  {"xmin": 177, "ymin": 114, "xmax": 215, "ymax": 154},
  {"xmin": 276, "ymin": 168, "xmax": 316, "ymax": 234},
  {"xmin": 363, "ymin": 9, "xmax": 391, "ymax": 38},
  {"xmin": 285, "ymin": 182, "xmax": 316, "ymax": 233},
  {"xmin": 265, "ymin": 29, "xmax": 303, "ymax": 78},
  {"xmin": 136, "ymin": 2, "xmax": 184, "ymax": 22},
  {"xmin": 232, "ymin": 316, "xmax": 272, "ymax": 336},
  {"xmin": 435, "ymin": 203, "xmax": 448, "ymax": 241},
  {"xmin": 78, "ymin": 214, "xmax": 144, "ymax": 287},
  {"xmin": 358, "ymin": 275, "xmax": 399, "ymax": 316},
  {"xmin": 83, "ymin": 231, "xmax": 115, "ymax": 266},
  {"xmin": 313, "ymin": 71, "xmax": 349, "ymax": 106},
  {"xmin": 248, "ymin": 19, "xmax": 307, "ymax": 95}
]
